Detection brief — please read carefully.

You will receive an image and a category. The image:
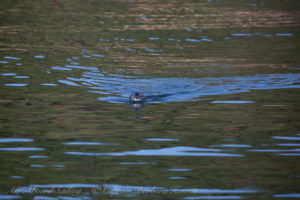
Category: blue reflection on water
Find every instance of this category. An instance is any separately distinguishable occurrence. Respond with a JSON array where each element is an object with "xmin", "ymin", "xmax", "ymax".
[
  {"xmin": 1, "ymin": 73, "xmax": 16, "ymax": 76},
  {"xmin": 10, "ymin": 176, "xmax": 24, "ymax": 179},
  {"xmin": 58, "ymin": 80, "xmax": 81, "ymax": 86},
  {"xmin": 63, "ymin": 142, "xmax": 118, "ymax": 146},
  {"xmin": 210, "ymin": 101, "xmax": 255, "ymax": 104},
  {"xmin": 272, "ymin": 136, "xmax": 300, "ymax": 141},
  {"xmin": 64, "ymin": 65, "xmax": 98, "ymax": 71},
  {"xmin": 29, "ymin": 155, "xmax": 49, "ymax": 159},
  {"xmin": 0, "ymin": 138, "xmax": 33, "ymax": 143},
  {"xmin": 232, "ymin": 33, "xmax": 253, "ymax": 37},
  {"xmin": 14, "ymin": 76, "xmax": 29, "ymax": 79},
  {"xmin": 57, "ymin": 71, "xmax": 300, "ymax": 104},
  {"xmin": 275, "ymin": 33, "xmax": 293, "ymax": 37},
  {"xmin": 149, "ymin": 37, "xmax": 160, "ymax": 40},
  {"xmin": 185, "ymin": 38, "xmax": 201, "ymax": 42},
  {"xmin": 0, "ymin": 195, "xmax": 22, "ymax": 199},
  {"xmin": 210, "ymin": 144, "xmax": 251, "ymax": 148},
  {"xmin": 119, "ymin": 162, "xmax": 157, "ymax": 165},
  {"xmin": 169, "ymin": 176, "xmax": 187, "ymax": 180},
  {"xmin": 144, "ymin": 138, "xmax": 180, "ymax": 142},
  {"xmin": 4, "ymin": 83, "xmax": 28, "ymax": 87},
  {"xmin": 273, "ymin": 193, "xmax": 300, "ymax": 198},
  {"xmin": 167, "ymin": 168, "xmax": 193, "ymax": 171},
  {"xmin": 64, "ymin": 146, "xmax": 244, "ymax": 157},
  {"xmin": 277, "ymin": 143, "xmax": 300, "ymax": 147},
  {"xmin": 40, "ymin": 83, "xmax": 58, "ymax": 86},
  {"xmin": 34, "ymin": 55, "xmax": 45, "ymax": 59},
  {"xmin": 51, "ymin": 66, "xmax": 73, "ymax": 71},
  {"xmin": 247, "ymin": 148, "xmax": 300, "ymax": 152},
  {"xmin": 278, "ymin": 153, "xmax": 300, "ymax": 156},
  {"xmin": 3, "ymin": 56, "xmax": 22, "ymax": 60},
  {"xmin": 0, "ymin": 147, "xmax": 44, "ymax": 151}
]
